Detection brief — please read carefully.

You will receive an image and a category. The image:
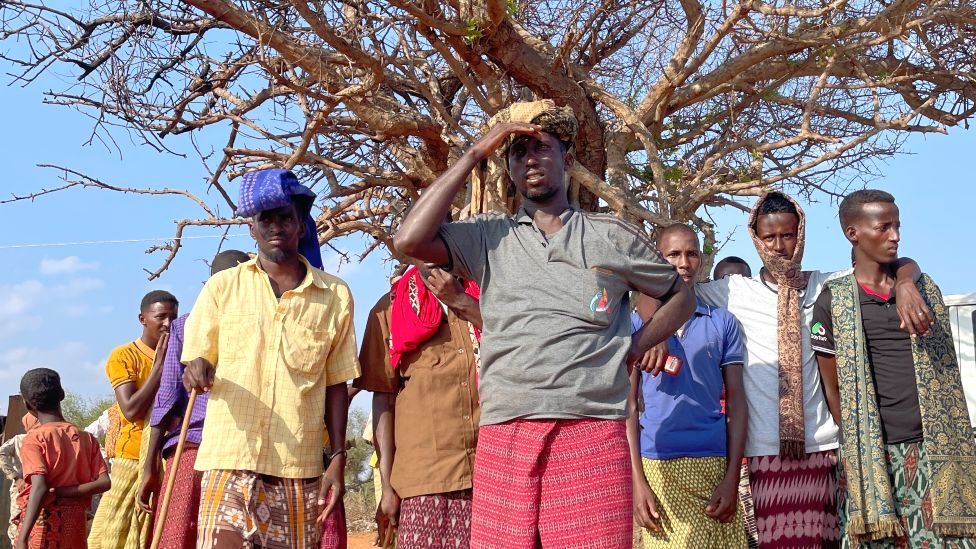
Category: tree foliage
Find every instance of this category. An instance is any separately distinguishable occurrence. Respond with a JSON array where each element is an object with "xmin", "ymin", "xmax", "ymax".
[
  {"xmin": 61, "ymin": 391, "xmax": 114, "ymax": 439},
  {"xmin": 2, "ymin": 0, "xmax": 974, "ymax": 275},
  {"xmin": 344, "ymin": 406, "xmax": 373, "ymax": 490}
]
